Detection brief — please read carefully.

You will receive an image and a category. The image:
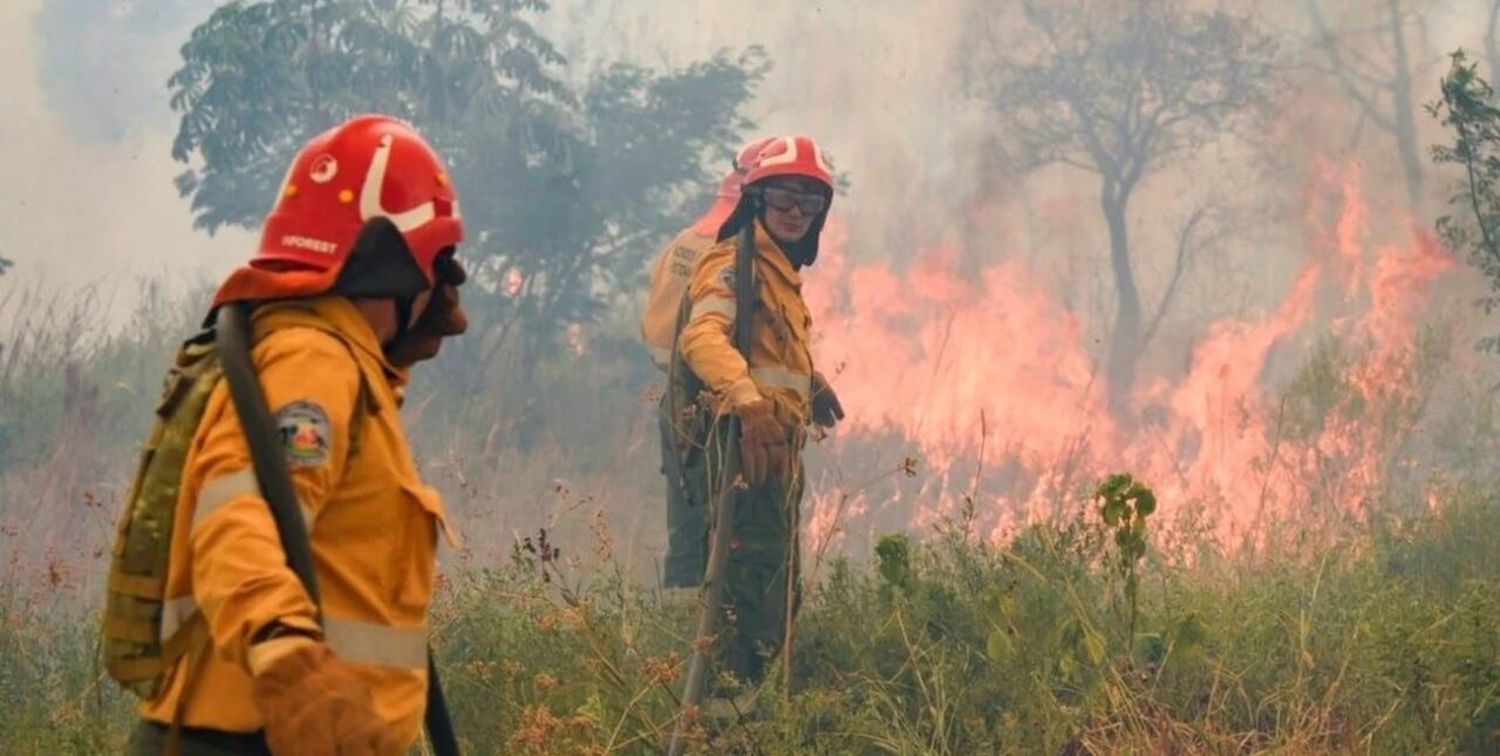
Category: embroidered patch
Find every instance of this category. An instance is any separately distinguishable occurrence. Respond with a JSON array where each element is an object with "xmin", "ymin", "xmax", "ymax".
[
  {"xmin": 275, "ymin": 400, "xmax": 332, "ymax": 467},
  {"xmin": 670, "ymin": 245, "xmax": 697, "ymax": 277}
]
